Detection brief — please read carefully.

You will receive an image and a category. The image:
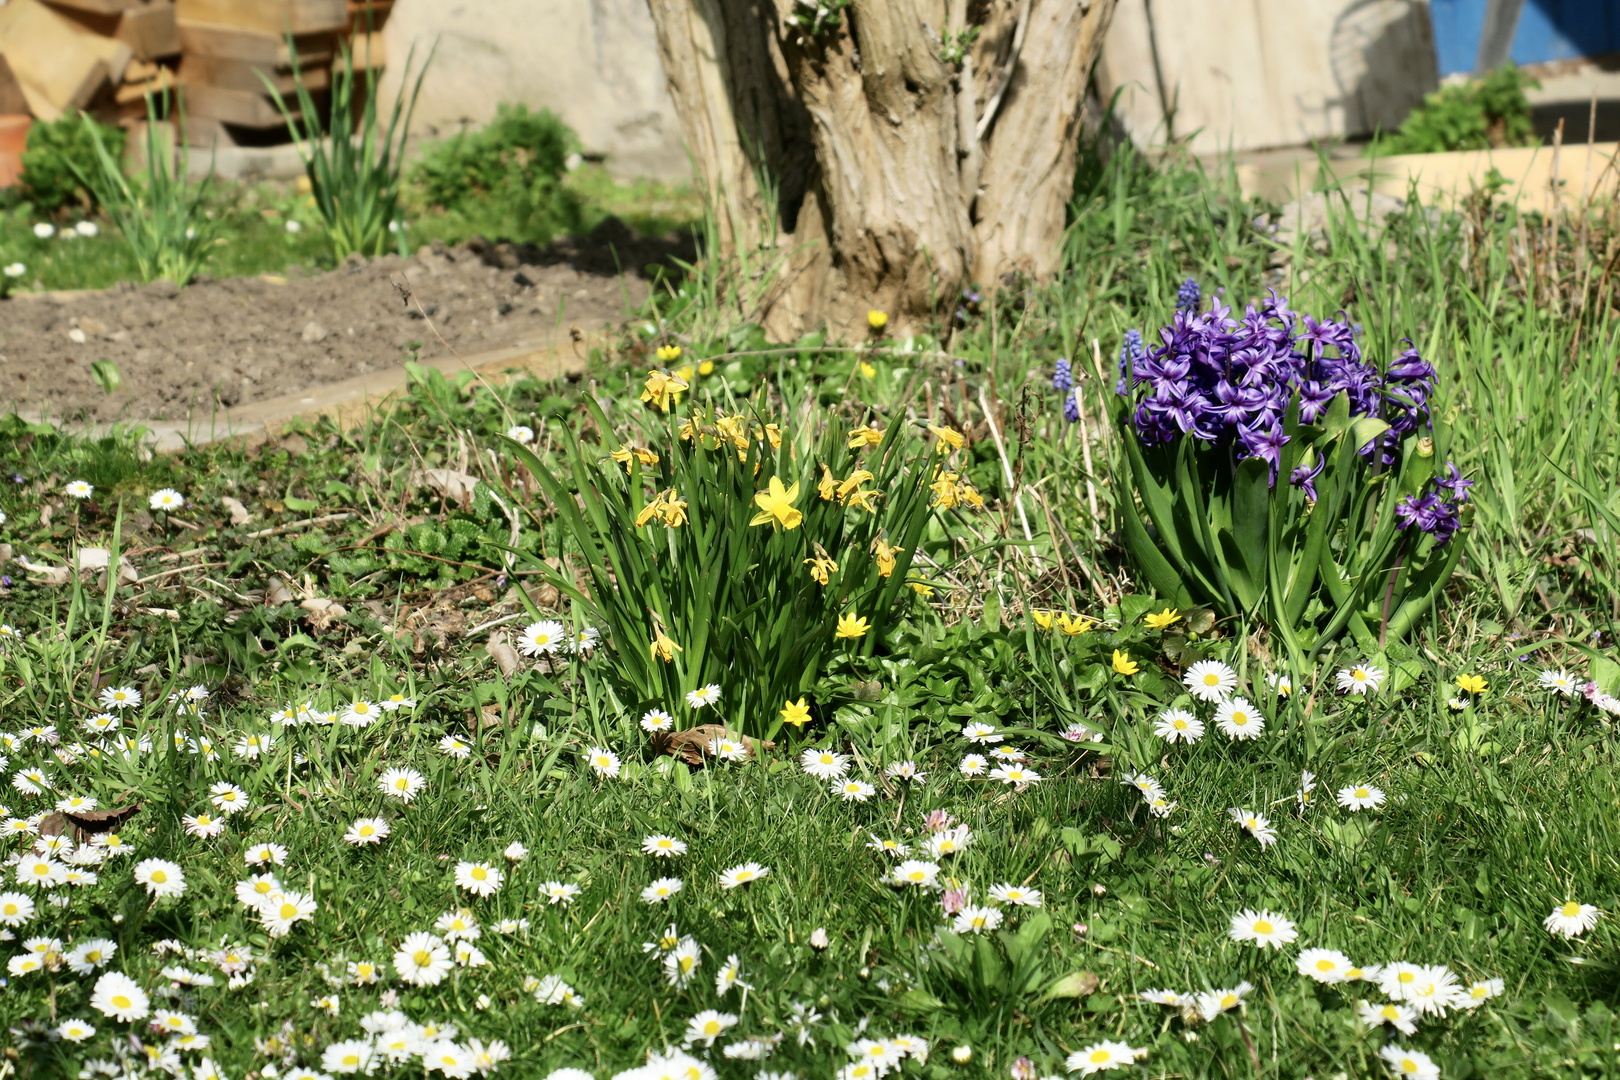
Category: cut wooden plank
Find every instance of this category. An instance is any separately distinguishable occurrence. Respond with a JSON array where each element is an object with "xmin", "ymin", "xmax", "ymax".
[
  {"xmin": 36, "ymin": 0, "xmax": 140, "ymax": 16},
  {"xmin": 115, "ymin": 67, "xmax": 177, "ymax": 104},
  {"xmin": 180, "ymin": 54, "xmax": 330, "ymax": 95},
  {"xmin": 178, "ymin": 22, "xmax": 333, "ymax": 65},
  {"xmin": 181, "ymin": 82, "xmax": 298, "ymax": 127},
  {"xmin": 347, "ymin": 30, "xmax": 383, "ymax": 70},
  {"xmin": 0, "ymin": 56, "xmax": 28, "ymax": 117},
  {"xmin": 118, "ymin": 3, "xmax": 180, "ymax": 60},
  {"xmin": 345, "ymin": 0, "xmax": 391, "ymax": 32},
  {"xmin": 175, "ymin": 0, "xmax": 347, "ymax": 36},
  {"xmin": 0, "ymin": 0, "xmax": 116, "ymax": 120}
]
